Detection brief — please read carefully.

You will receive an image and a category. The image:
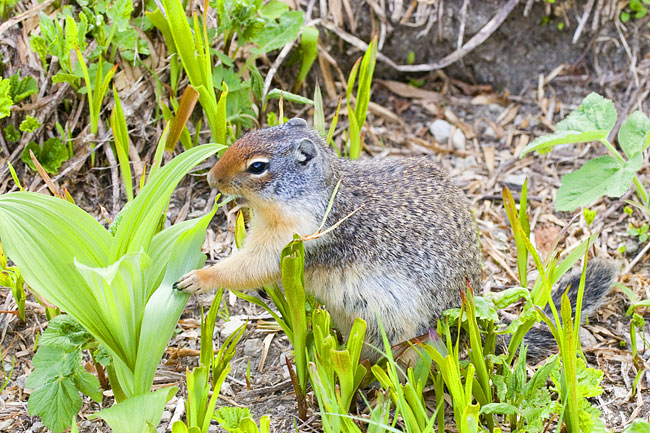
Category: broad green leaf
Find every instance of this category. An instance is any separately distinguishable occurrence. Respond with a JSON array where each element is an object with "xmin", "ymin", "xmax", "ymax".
[
  {"xmin": 624, "ymin": 419, "xmax": 650, "ymax": 433},
  {"xmin": 38, "ymin": 314, "xmax": 94, "ymax": 350},
  {"xmin": 26, "ymin": 347, "xmax": 79, "ymax": 389},
  {"xmin": 21, "ymin": 137, "xmax": 69, "ymax": 174},
  {"xmin": 618, "ymin": 110, "xmax": 650, "ymax": 158},
  {"xmin": 557, "ymin": 93, "xmax": 616, "ymax": 132},
  {"xmin": 0, "ymin": 192, "xmax": 112, "ymax": 339},
  {"xmin": 110, "ymin": 144, "xmax": 222, "ymax": 261},
  {"xmin": 74, "ymin": 370, "xmax": 103, "ymax": 402},
  {"xmin": 75, "ymin": 251, "xmax": 151, "ymax": 373},
  {"xmin": 259, "ymin": 0, "xmax": 289, "ymax": 18},
  {"xmin": 28, "ymin": 375, "xmax": 81, "ymax": 433},
  {"xmin": 90, "ymin": 387, "xmax": 178, "ymax": 433},
  {"xmin": 522, "ymin": 92, "xmax": 617, "ymax": 155},
  {"xmin": 522, "ymin": 130, "xmax": 608, "ymax": 155},
  {"xmin": 251, "ymin": 11, "xmax": 302, "ymax": 55},
  {"xmin": 133, "ymin": 204, "xmax": 218, "ymax": 395},
  {"xmin": 556, "ymin": 155, "xmax": 638, "ymax": 211}
]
